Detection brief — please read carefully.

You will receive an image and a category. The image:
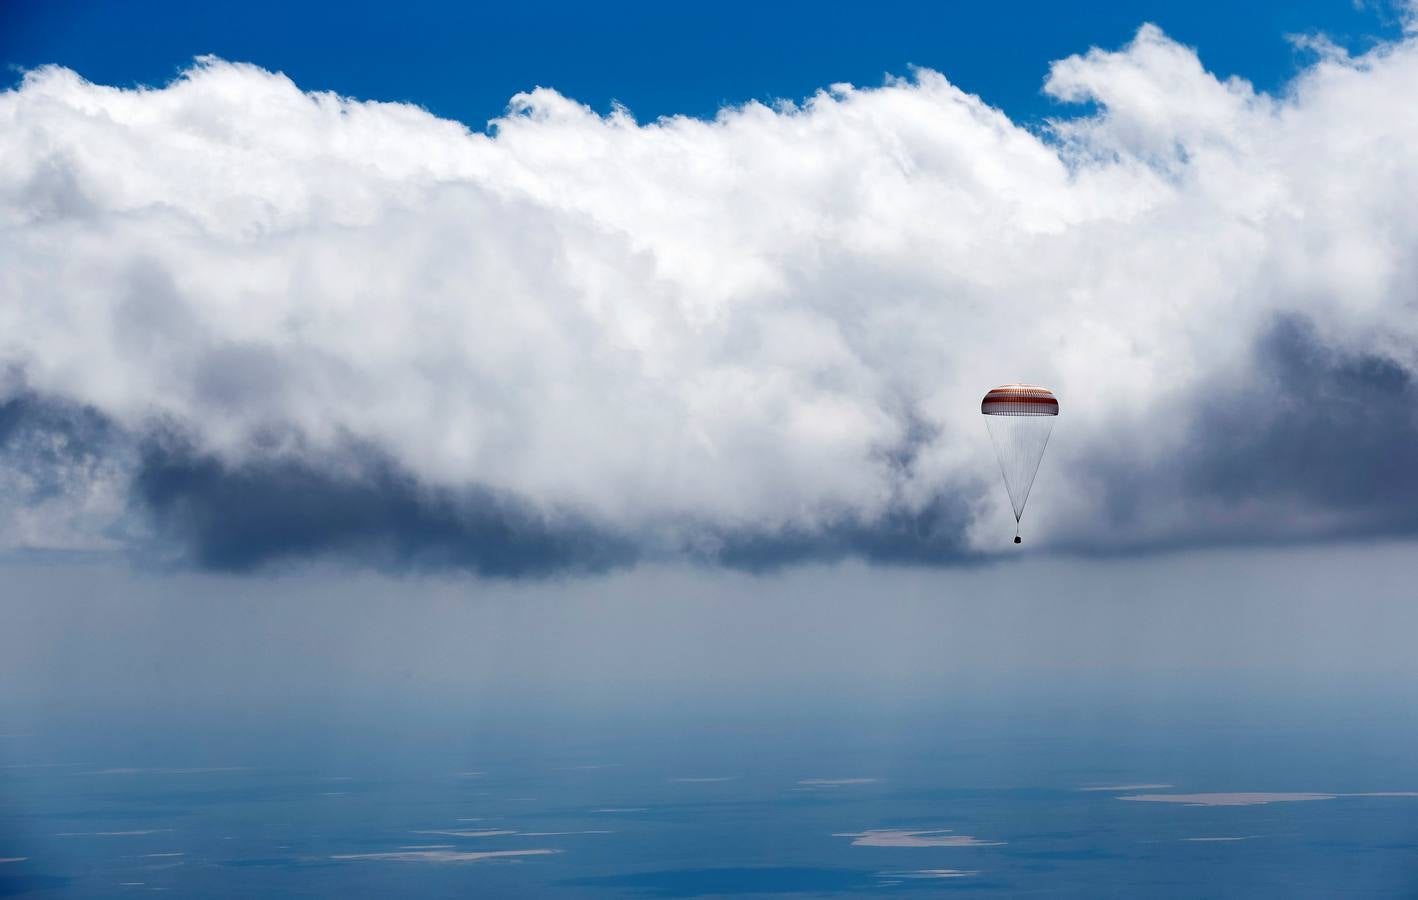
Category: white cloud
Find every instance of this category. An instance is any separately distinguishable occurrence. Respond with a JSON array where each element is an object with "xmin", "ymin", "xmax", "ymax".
[
  {"xmin": 331, "ymin": 849, "xmax": 558, "ymax": 863},
  {"xmin": 797, "ymin": 778, "xmax": 880, "ymax": 787},
  {"xmin": 3, "ymin": 22, "xmax": 1418, "ymax": 564},
  {"xmin": 888, "ymin": 869, "xmax": 980, "ymax": 878},
  {"xmin": 54, "ymin": 829, "xmax": 172, "ymax": 836},
  {"xmin": 835, "ymin": 829, "xmax": 1004, "ymax": 847},
  {"xmin": 1120, "ymin": 791, "xmax": 1418, "ymax": 806}
]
